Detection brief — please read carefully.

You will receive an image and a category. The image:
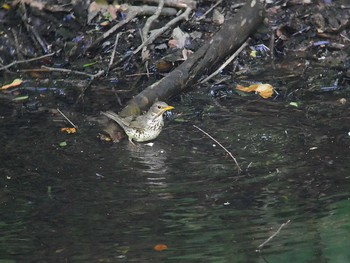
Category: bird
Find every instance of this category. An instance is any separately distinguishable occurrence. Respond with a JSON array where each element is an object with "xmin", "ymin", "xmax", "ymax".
[{"xmin": 101, "ymin": 101, "xmax": 174, "ymax": 144}]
